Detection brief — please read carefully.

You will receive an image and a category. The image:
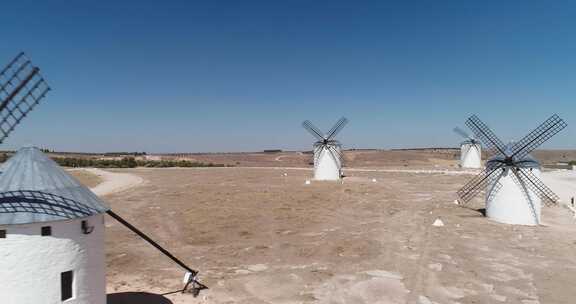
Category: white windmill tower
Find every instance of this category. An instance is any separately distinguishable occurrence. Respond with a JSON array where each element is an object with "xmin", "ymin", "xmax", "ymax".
[
  {"xmin": 457, "ymin": 114, "xmax": 567, "ymax": 225},
  {"xmin": 0, "ymin": 53, "xmax": 205, "ymax": 304},
  {"xmin": 0, "ymin": 53, "xmax": 106, "ymax": 303},
  {"xmin": 453, "ymin": 126, "xmax": 482, "ymax": 169},
  {"xmin": 0, "ymin": 147, "xmax": 110, "ymax": 304},
  {"xmin": 302, "ymin": 117, "xmax": 348, "ymax": 181}
]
